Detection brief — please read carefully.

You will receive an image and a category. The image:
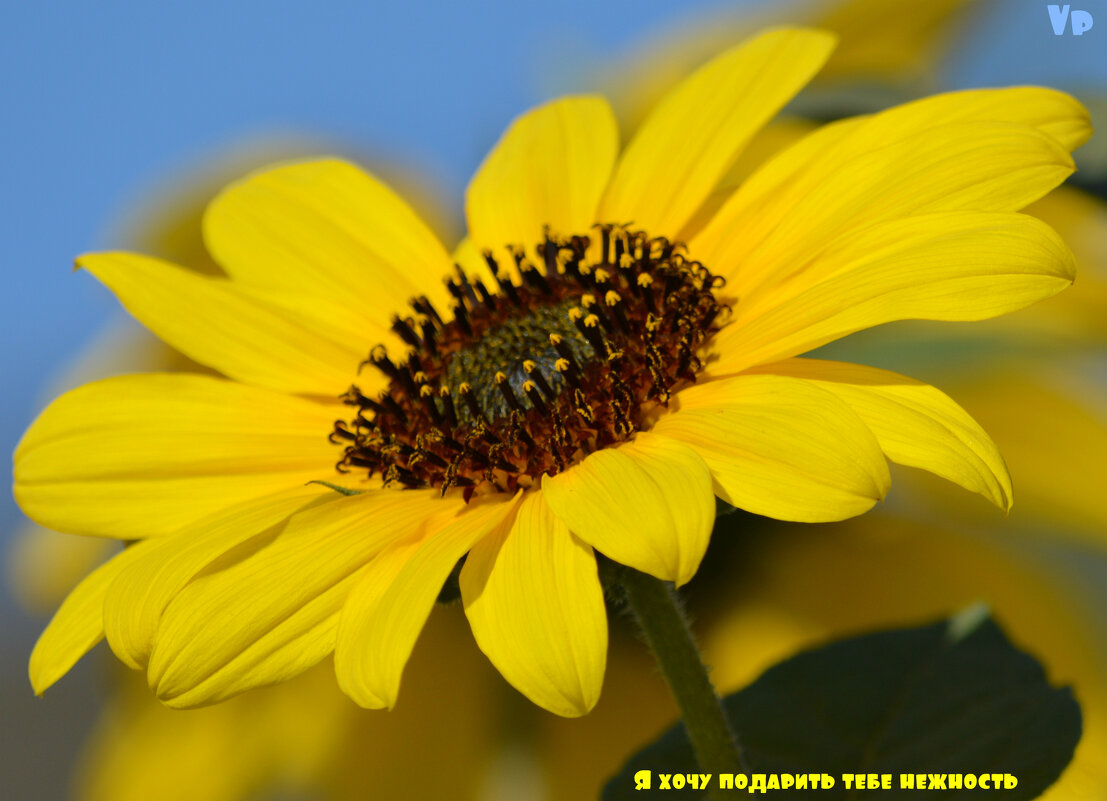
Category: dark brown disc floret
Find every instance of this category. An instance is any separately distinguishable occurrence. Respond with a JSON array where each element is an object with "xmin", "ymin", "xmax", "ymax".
[{"xmin": 330, "ymin": 224, "xmax": 728, "ymax": 498}]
